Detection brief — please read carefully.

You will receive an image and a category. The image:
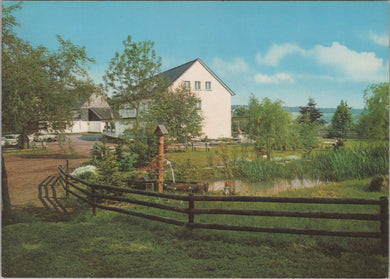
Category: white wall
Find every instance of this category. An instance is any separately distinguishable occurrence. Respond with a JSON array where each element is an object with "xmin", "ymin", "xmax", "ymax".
[
  {"xmin": 88, "ymin": 121, "xmax": 103, "ymax": 133},
  {"xmin": 65, "ymin": 120, "xmax": 105, "ymax": 134},
  {"xmin": 65, "ymin": 121, "xmax": 89, "ymax": 133},
  {"xmin": 171, "ymin": 60, "xmax": 232, "ymax": 139},
  {"xmin": 102, "ymin": 120, "xmax": 133, "ymax": 138}
]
